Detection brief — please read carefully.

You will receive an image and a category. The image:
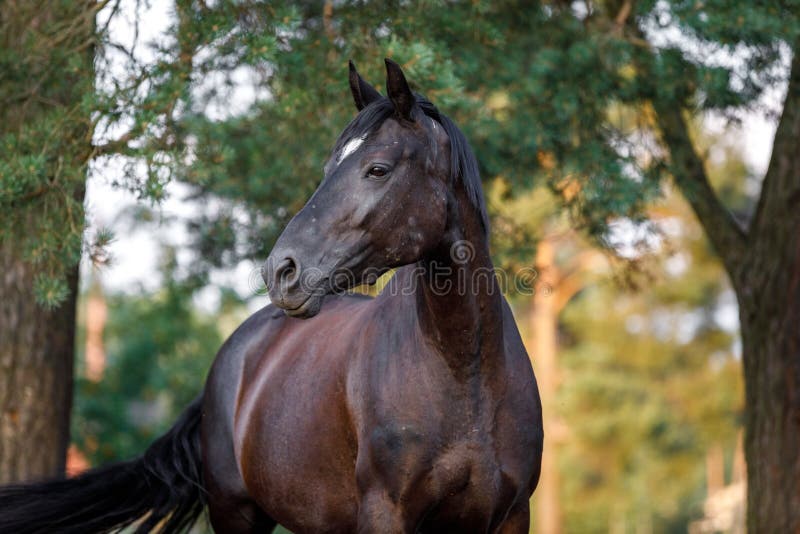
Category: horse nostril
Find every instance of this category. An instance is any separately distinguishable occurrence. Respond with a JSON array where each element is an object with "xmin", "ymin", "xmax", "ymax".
[{"xmin": 275, "ymin": 256, "xmax": 300, "ymax": 287}]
